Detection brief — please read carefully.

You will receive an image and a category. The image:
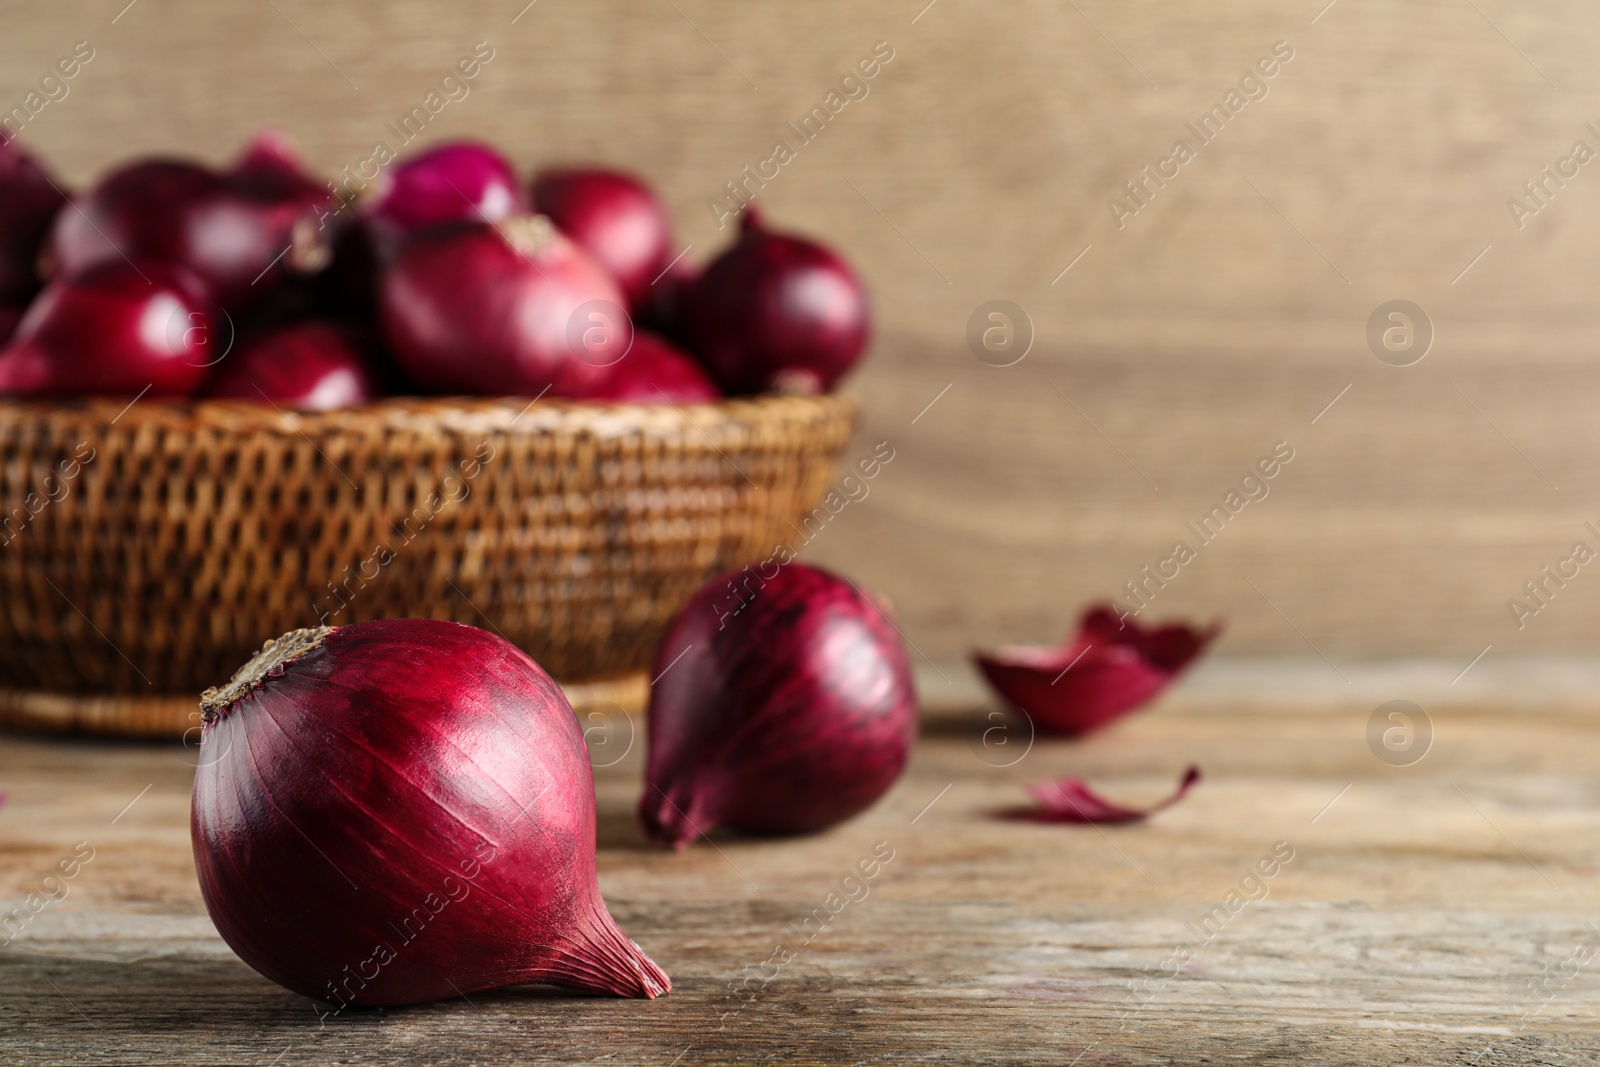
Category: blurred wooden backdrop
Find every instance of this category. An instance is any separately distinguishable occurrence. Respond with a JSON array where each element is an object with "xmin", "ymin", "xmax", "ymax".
[{"xmin": 4, "ymin": 0, "xmax": 1600, "ymax": 663}]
